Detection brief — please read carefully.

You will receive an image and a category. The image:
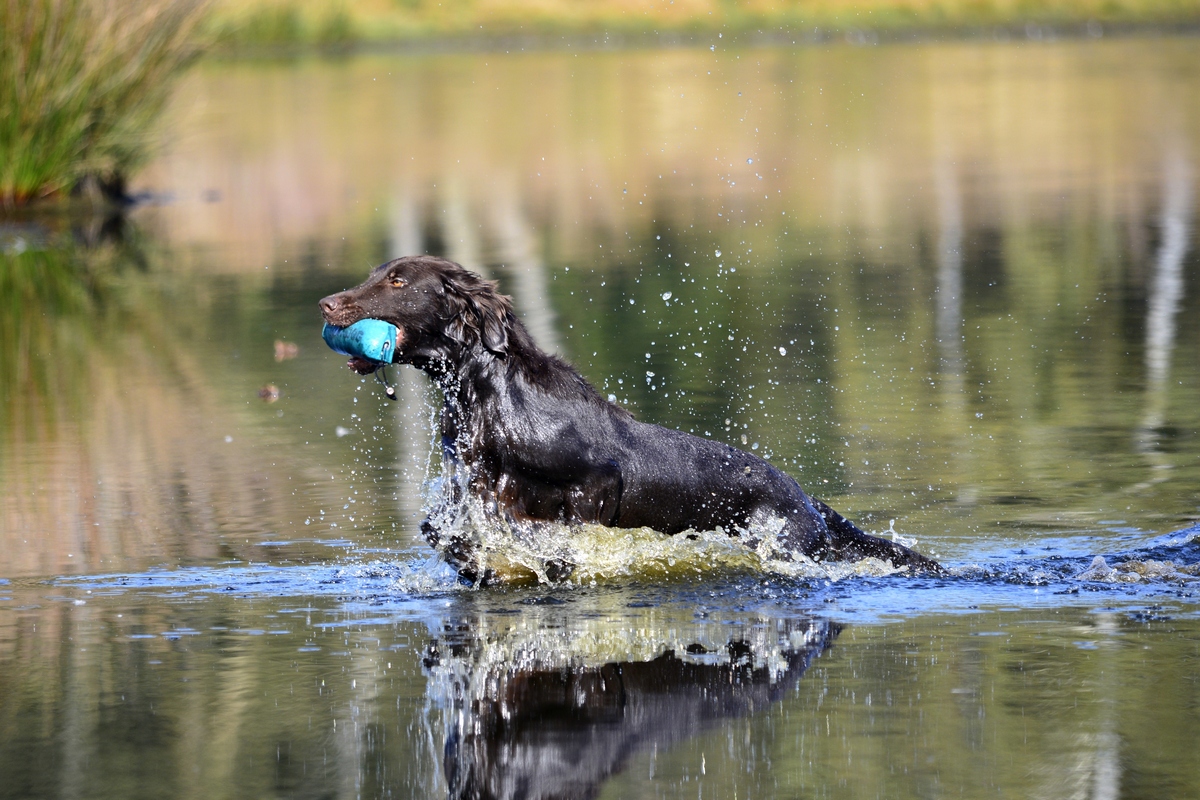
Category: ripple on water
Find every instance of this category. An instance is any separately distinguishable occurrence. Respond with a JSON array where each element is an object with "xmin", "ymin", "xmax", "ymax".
[{"xmin": 53, "ymin": 523, "xmax": 1200, "ymax": 626}]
